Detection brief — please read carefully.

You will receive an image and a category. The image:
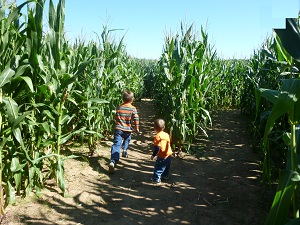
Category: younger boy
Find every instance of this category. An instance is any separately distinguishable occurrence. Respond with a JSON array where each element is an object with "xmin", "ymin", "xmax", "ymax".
[
  {"xmin": 109, "ymin": 90, "xmax": 139, "ymax": 174},
  {"xmin": 151, "ymin": 119, "xmax": 173, "ymax": 183}
]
